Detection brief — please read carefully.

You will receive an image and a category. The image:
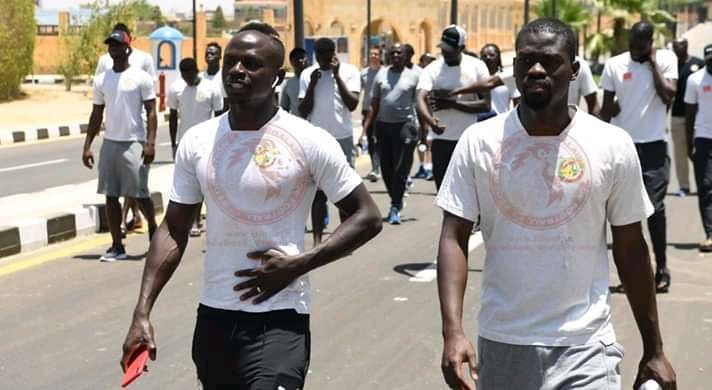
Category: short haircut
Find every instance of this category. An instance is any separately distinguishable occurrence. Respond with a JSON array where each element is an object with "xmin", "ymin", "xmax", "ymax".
[
  {"xmin": 289, "ymin": 47, "xmax": 307, "ymax": 60},
  {"xmin": 515, "ymin": 17, "xmax": 577, "ymax": 62},
  {"xmin": 630, "ymin": 21, "xmax": 654, "ymax": 41},
  {"xmin": 179, "ymin": 58, "xmax": 198, "ymax": 72},
  {"xmin": 237, "ymin": 21, "xmax": 285, "ymax": 66},
  {"xmin": 206, "ymin": 41, "xmax": 222, "ymax": 52},
  {"xmin": 113, "ymin": 22, "xmax": 131, "ymax": 39},
  {"xmin": 314, "ymin": 37, "xmax": 336, "ymax": 54},
  {"xmin": 403, "ymin": 43, "xmax": 415, "ymax": 56}
]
